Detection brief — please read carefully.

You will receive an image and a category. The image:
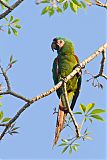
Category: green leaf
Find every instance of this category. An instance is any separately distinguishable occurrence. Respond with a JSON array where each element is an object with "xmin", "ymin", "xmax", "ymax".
[
  {"xmin": 58, "ymin": 0, "xmax": 64, "ymax": 3},
  {"xmin": 8, "ymin": 27, "xmax": 11, "ymax": 35},
  {"xmin": 84, "ymin": 0, "xmax": 91, "ymax": 3},
  {"xmin": 0, "ymin": 95, "xmax": 3, "ymax": 98},
  {"xmin": 69, "ymin": 146, "xmax": 72, "ymax": 154},
  {"xmin": 72, "ymin": 145, "xmax": 77, "ymax": 151},
  {"xmin": 89, "ymin": 118, "xmax": 92, "ymax": 124},
  {"xmin": 1, "ymin": 4, "xmax": 5, "ymax": 10},
  {"xmin": 56, "ymin": 7, "xmax": 62, "ymax": 13},
  {"xmin": 11, "ymin": 60, "xmax": 17, "ymax": 64},
  {"xmin": 80, "ymin": 104, "xmax": 86, "ymax": 113},
  {"xmin": 80, "ymin": 1, "xmax": 87, "ymax": 9},
  {"xmin": 61, "ymin": 139, "xmax": 68, "ymax": 143},
  {"xmin": 11, "ymin": 27, "xmax": 18, "ymax": 36},
  {"xmin": 10, "ymin": 55, "xmax": 13, "ymax": 63},
  {"xmin": 0, "ymin": 102, "xmax": 2, "ymax": 107},
  {"xmin": 2, "ymin": 117, "xmax": 11, "ymax": 123},
  {"xmin": 14, "ymin": 25, "xmax": 21, "ymax": 29},
  {"xmin": 11, "ymin": 127, "xmax": 20, "ymax": 131},
  {"xmin": 9, "ymin": 131, "xmax": 19, "ymax": 135},
  {"xmin": 90, "ymin": 109, "xmax": 107, "ymax": 115},
  {"xmin": 10, "ymin": 16, "xmax": 14, "ymax": 22},
  {"xmin": 0, "ymin": 111, "xmax": 3, "ymax": 120},
  {"xmin": 70, "ymin": 1, "xmax": 78, "ymax": 13},
  {"xmin": 48, "ymin": 7, "xmax": 54, "ymax": 16},
  {"xmin": 41, "ymin": 6, "xmax": 50, "ymax": 15},
  {"xmin": 58, "ymin": 143, "xmax": 68, "ymax": 146},
  {"xmin": 4, "ymin": 17, "xmax": 8, "ymax": 21},
  {"xmin": 40, "ymin": 0, "xmax": 50, "ymax": 3},
  {"xmin": 72, "ymin": 0, "xmax": 82, "ymax": 8},
  {"xmin": 86, "ymin": 103, "xmax": 95, "ymax": 113},
  {"xmin": 74, "ymin": 111, "xmax": 82, "ymax": 114},
  {"xmin": 90, "ymin": 115, "xmax": 104, "ymax": 122},
  {"xmin": 85, "ymin": 136, "xmax": 92, "ymax": 140},
  {"xmin": 11, "ymin": 19, "xmax": 20, "ymax": 24},
  {"xmin": 63, "ymin": 1, "xmax": 68, "ymax": 10},
  {"xmin": 74, "ymin": 143, "xmax": 80, "ymax": 146},
  {"xmin": 61, "ymin": 145, "xmax": 69, "ymax": 154}
]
